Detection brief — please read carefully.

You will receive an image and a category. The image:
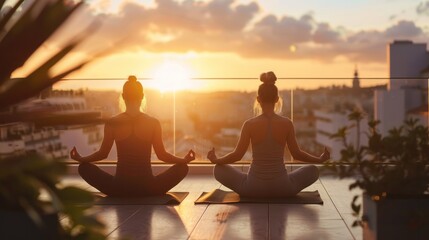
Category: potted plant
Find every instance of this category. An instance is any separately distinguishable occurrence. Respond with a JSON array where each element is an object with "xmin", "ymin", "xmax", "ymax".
[
  {"xmin": 323, "ymin": 109, "xmax": 429, "ymax": 240},
  {"xmin": 0, "ymin": 1, "xmax": 106, "ymax": 239},
  {"xmin": 0, "ymin": 153, "xmax": 105, "ymax": 239}
]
